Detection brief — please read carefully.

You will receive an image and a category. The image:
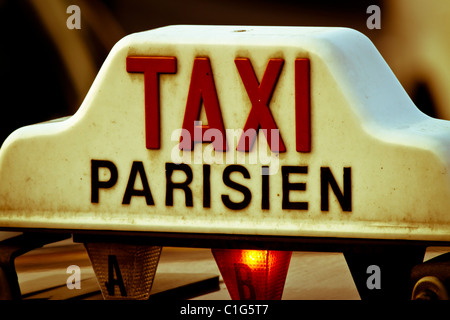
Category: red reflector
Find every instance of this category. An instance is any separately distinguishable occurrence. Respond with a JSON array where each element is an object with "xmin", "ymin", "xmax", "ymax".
[{"xmin": 212, "ymin": 249, "xmax": 292, "ymax": 300}]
